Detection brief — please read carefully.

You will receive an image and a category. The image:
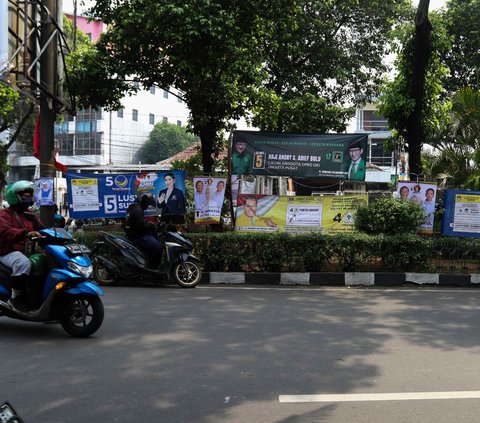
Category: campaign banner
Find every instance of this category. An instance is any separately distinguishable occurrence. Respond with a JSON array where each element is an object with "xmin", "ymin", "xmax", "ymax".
[
  {"xmin": 442, "ymin": 190, "xmax": 480, "ymax": 237},
  {"xmin": 193, "ymin": 177, "xmax": 227, "ymax": 224},
  {"xmin": 34, "ymin": 177, "xmax": 55, "ymax": 206},
  {"xmin": 230, "ymin": 131, "xmax": 368, "ymax": 181},
  {"xmin": 397, "ymin": 181, "xmax": 437, "ymax": 235},
  {"xmin": 235, "ymin": 194, "xmax": 368, "ymax": 234},
  {"xmin": 66, "ymin": 171, "xmax": 186, "ymax": 219}
]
